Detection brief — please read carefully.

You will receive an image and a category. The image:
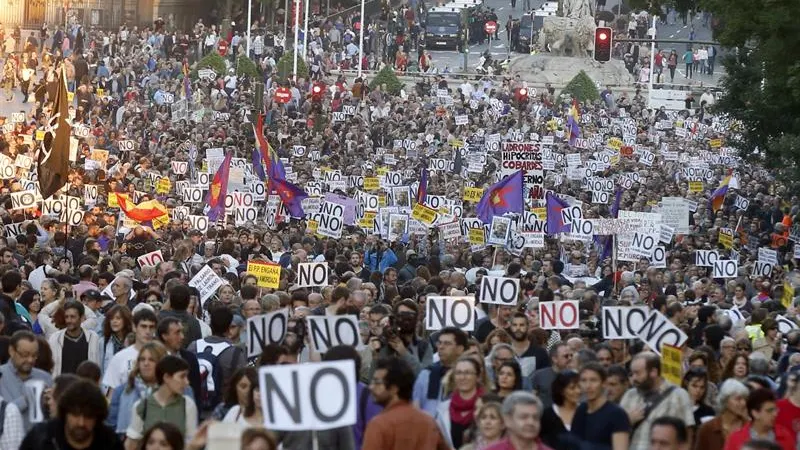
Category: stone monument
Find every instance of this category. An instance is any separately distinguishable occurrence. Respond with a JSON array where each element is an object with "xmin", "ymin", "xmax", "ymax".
[{"xmin": 537, "ymin": 0, "xmax": 596, "ymax": 57}]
